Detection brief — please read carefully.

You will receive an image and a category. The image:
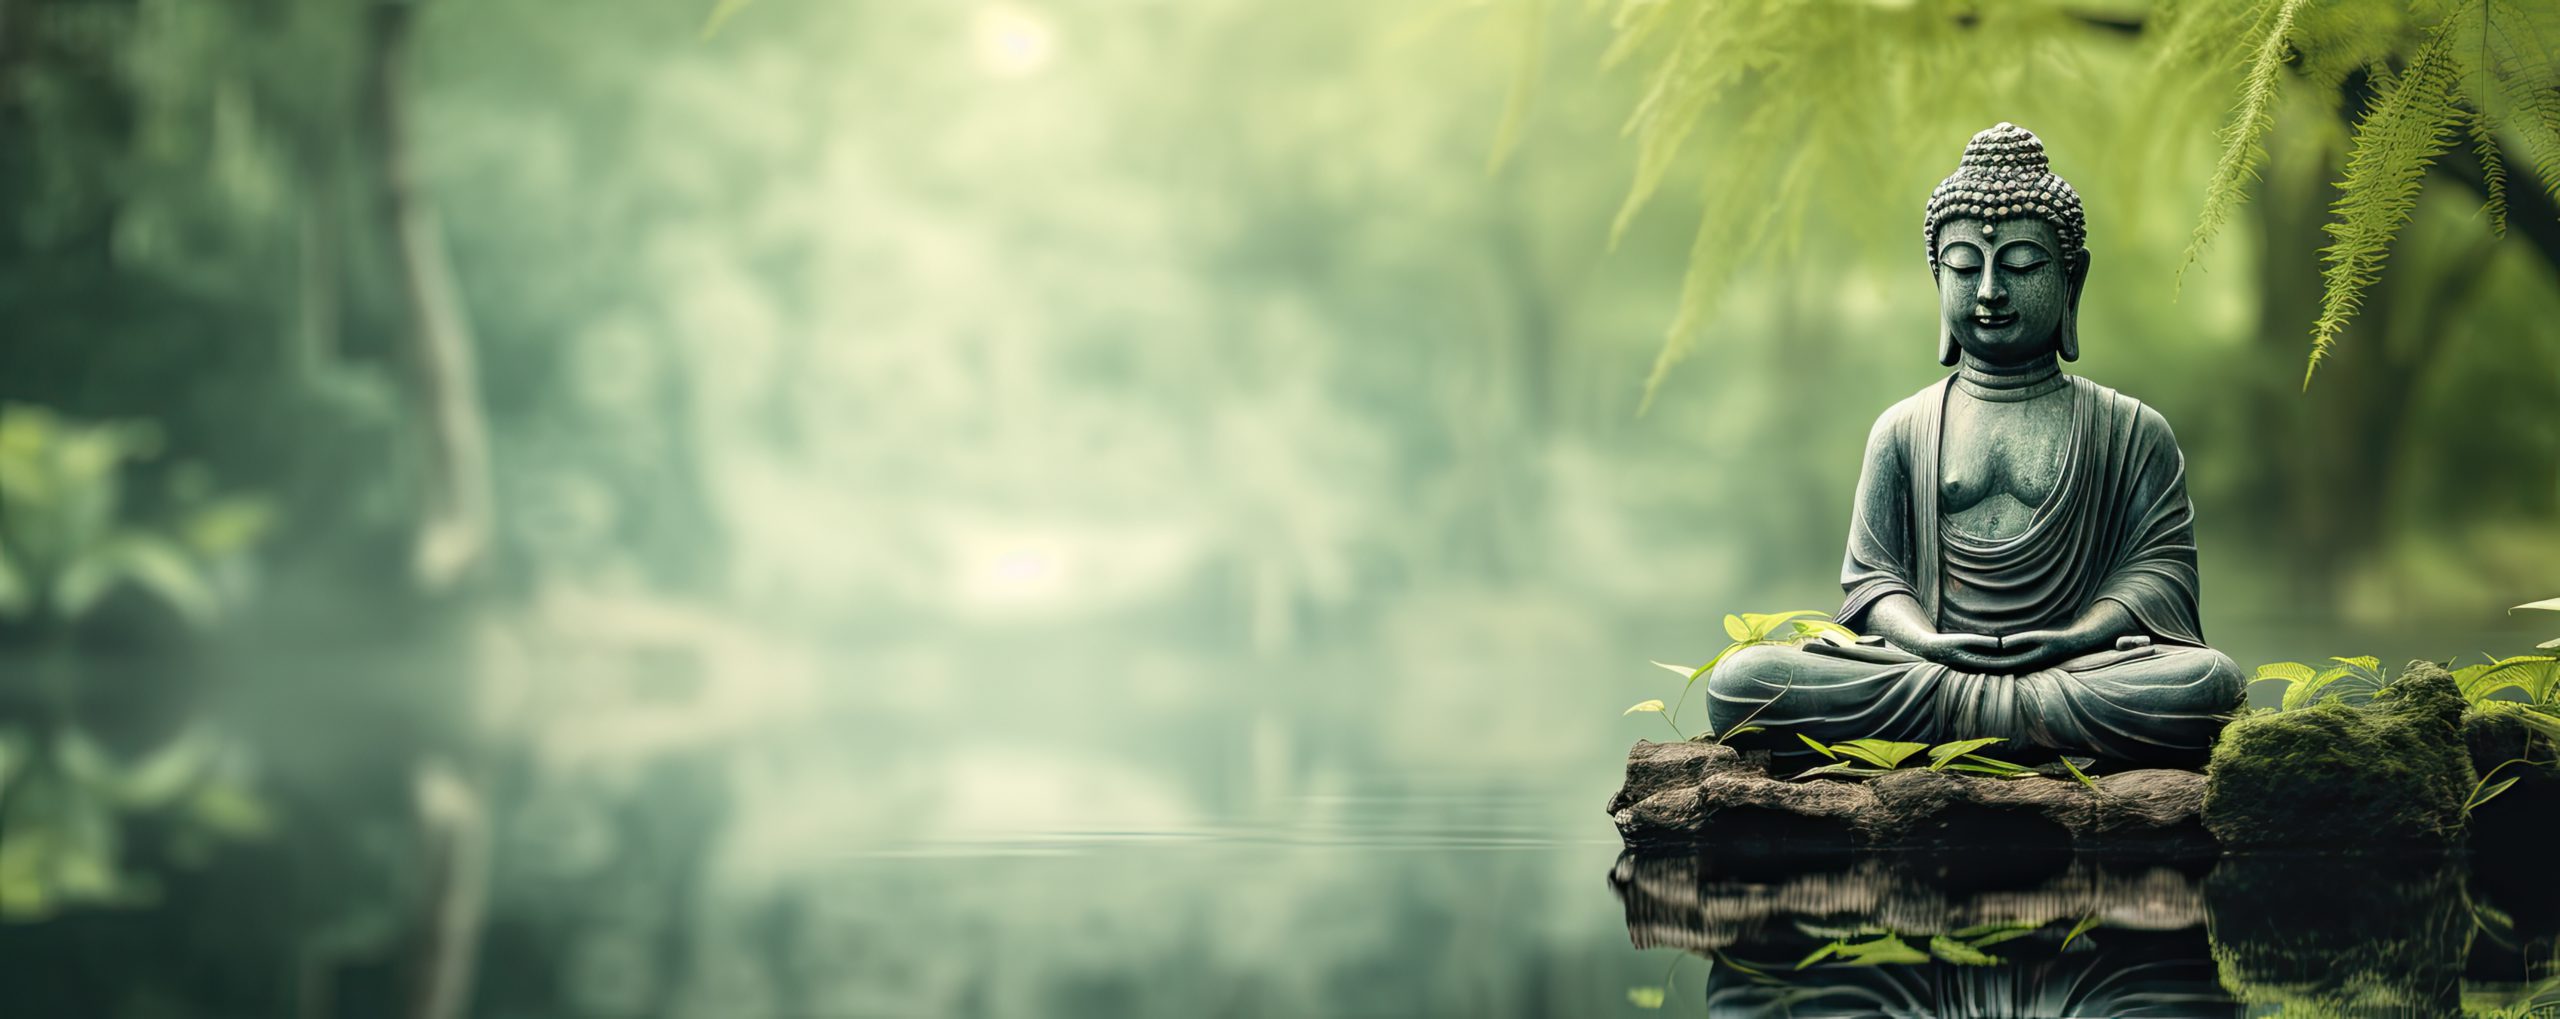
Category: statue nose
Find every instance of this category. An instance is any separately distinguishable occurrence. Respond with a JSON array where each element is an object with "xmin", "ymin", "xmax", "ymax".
[{"xmin": 1974, "ymin": 273, "xmax": 2008, "ymax": 308}]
